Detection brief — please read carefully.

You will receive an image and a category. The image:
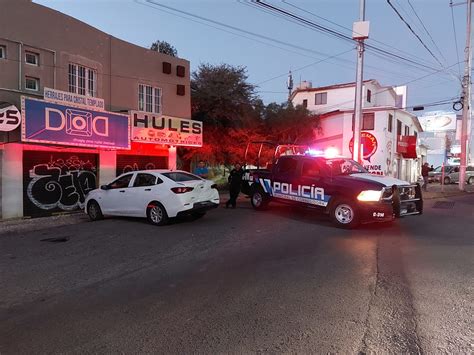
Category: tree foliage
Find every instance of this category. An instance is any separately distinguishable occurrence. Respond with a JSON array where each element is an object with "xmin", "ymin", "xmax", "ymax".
[{"xmin": 150, "ymin": 40, "xmax": 178, "ymax": 57}]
